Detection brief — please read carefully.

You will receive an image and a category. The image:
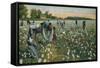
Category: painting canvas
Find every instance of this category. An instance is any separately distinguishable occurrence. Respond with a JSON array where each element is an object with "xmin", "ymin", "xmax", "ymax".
[{"xmin": 11, "ymin": 2, "xmax": 97, "ymax": 66}]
